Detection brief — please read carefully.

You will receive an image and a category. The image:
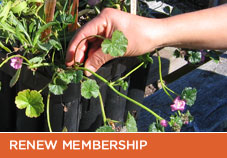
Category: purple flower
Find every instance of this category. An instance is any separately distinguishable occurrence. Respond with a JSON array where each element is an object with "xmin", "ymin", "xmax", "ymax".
[
  {"xmin": 160, "ymin": 120, "xmax": 168, "ymax": 127},
  {"xmin": 170, "ymin": 96, "xmax": 186, "ymax": 112},
  {"xmin": 87, "ymin": 0, "xmax": 101, "ymax": 6},
  {"xmin": 10, "ymin": 57, "xmax": 23, "ymax": 69}
]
